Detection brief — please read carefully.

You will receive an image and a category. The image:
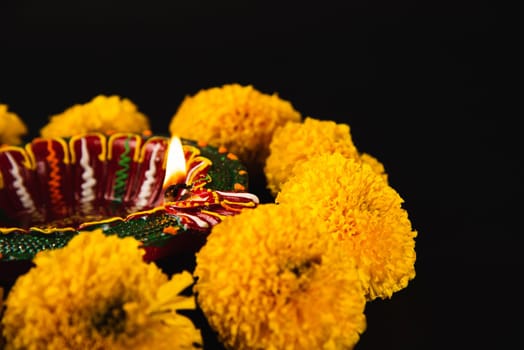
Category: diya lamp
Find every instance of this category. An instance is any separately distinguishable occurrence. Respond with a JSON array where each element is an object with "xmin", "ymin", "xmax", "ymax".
[{"xmin": 0, "ymin": 132, "xmax": 259, "ymax": 284}]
